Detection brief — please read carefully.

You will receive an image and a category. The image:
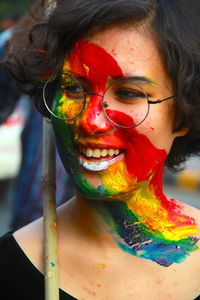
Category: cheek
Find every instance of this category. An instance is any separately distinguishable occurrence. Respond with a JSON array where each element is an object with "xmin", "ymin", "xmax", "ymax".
[
  {"xmin": 120, "ymin": 127, "xmax": 167, "ymax": 182},
  {"xmin": 145, "ymin": 123, "xmax": 174, "ymax": 152},
  {"xmin": 106, "ymin": 102, "xmax": 149, "ymax": 129},
  {"xmin": 107, "ymin": 108, "xmax": 173, "ymax": 152},
  {"xmin": 106, "ymin": 109, "xmax": 136, "ymax": 127},
  {"xmin": 103, "ymin": 111, "xmax": 168, "ymax": 182},
  {"xmin": 53, "ymin": 118, "xmax": 77, "ymax": 156},
  {"xmin": 134, "ymin": 102, "xmax": 175, "ymax": 152},
  {"xmin": 53, "ymin": 89, "xmax": 84, "ymax": 120}
]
